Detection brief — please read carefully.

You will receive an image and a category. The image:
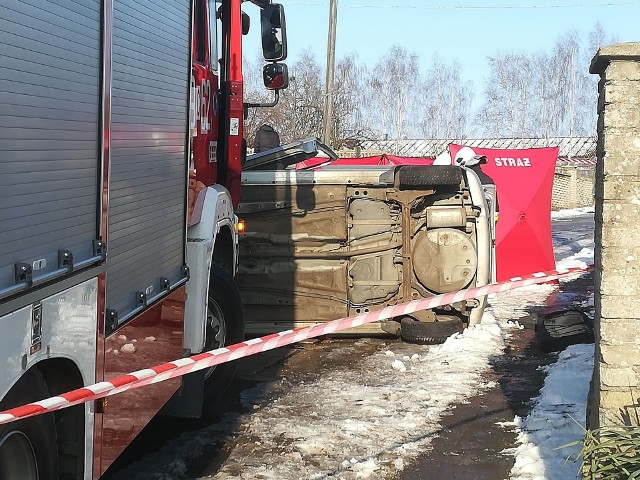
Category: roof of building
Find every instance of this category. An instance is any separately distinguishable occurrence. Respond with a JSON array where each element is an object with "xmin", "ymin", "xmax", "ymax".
[{"xmin": 359, "ymin": 137, "xmax": 597, "ymax": 161}]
